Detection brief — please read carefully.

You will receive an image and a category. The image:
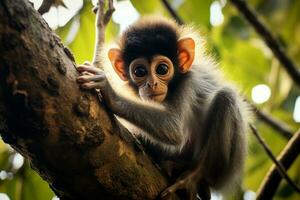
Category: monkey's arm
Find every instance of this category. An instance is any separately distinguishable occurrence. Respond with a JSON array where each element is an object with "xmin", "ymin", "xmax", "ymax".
[
  {"xmin": 109, "ymin": 93, "xmax": 184, "ymax": 146},
  {"xmin": 77, "ymin": 64, "xmax": 185, "ymax": 146}
]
